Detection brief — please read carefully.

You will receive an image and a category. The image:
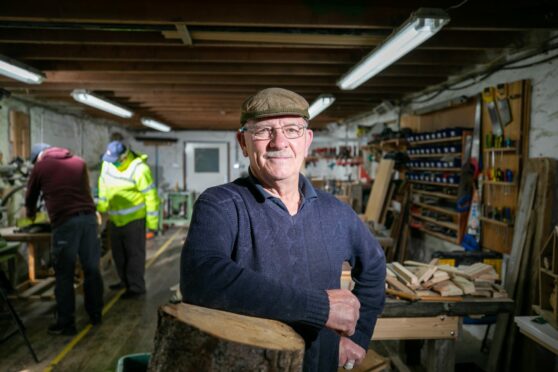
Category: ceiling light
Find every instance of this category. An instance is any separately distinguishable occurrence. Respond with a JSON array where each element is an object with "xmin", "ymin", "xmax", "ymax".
[
  {"xmin": 71, "ymin": 89, "xmax": 133, "ymax": 118},
  {"xmin": 337, "ymin": 8, "xmax": 449, "ymax": 90},
  {"xmin": 0, "ymin": 54, "xmax": 45, "ymax": 84},
  {"xmin": 141, "ymin": 117, "xmax": 171, "ymax": 132},
  {"xmin": 308, "ymin": 94, "xmax": 336, "ymax": 120}
]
